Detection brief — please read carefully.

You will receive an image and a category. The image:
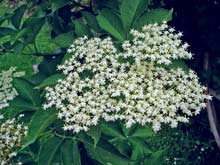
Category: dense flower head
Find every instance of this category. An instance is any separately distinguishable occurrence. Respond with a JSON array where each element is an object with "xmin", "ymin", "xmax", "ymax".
[
  {"xmin": 0, "ymin": 67, "xmax": 25, "ymax": 110},
  {"xmin": 44, "ymin": 23, "xmax": 211, "ymax": 133},
  {"xmin": 0, "ymin": 115, "xmax": 28, "ymax": 164},
  {"xmin": 123, "ymin": 23, "xmax": 192, "ymax": 65}
]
